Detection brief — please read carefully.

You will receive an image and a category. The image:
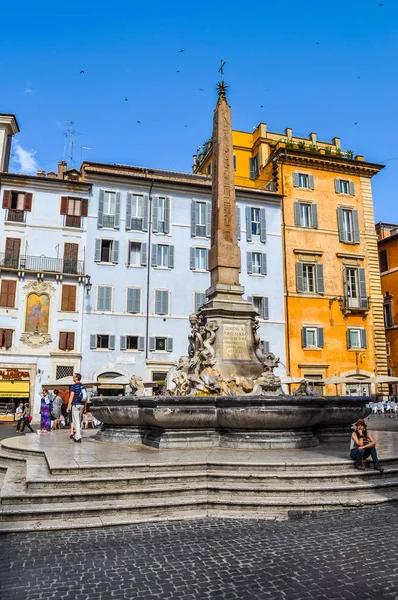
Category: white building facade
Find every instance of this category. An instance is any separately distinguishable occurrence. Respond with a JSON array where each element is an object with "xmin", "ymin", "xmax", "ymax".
[
  {"xmin": 80, "ymin": 162, "xmax": 286, "ymax": 391},
  {"xmin": 0, "ymin": 114, "xmax": 91, "ymax": 416}
]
